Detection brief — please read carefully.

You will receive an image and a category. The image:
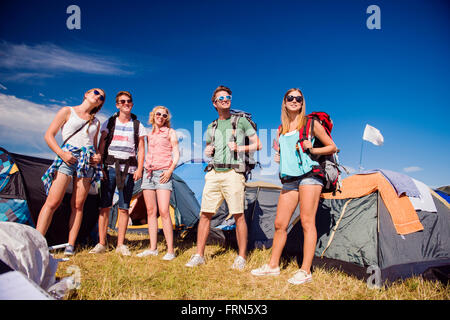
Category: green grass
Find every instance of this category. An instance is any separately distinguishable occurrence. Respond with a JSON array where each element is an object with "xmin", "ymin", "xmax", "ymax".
[{"xmin": 54, "ymin": 232, "xmax": 449, "ymax": 300}]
